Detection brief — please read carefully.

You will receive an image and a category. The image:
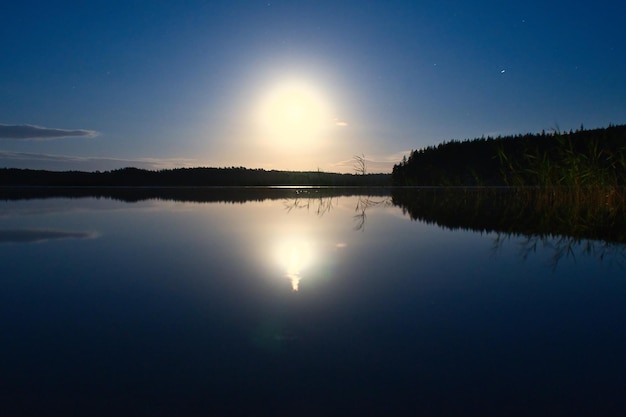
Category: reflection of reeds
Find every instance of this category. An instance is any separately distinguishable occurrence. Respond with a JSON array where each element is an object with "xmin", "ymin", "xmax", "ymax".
[
  {"xmin": 392, "ymin": 187, "xmax": 626, "ymax": 244},
  {"xmin": 519, "ymin": 187, "xmax": 626, "ymax": 243},
  {"xmin": 493, "ymin": 233, "xmax": 626, "ymax": 270},
  {"xmin": 394, "ymin": 187, "xmax": 626, "ymax": 268}
]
